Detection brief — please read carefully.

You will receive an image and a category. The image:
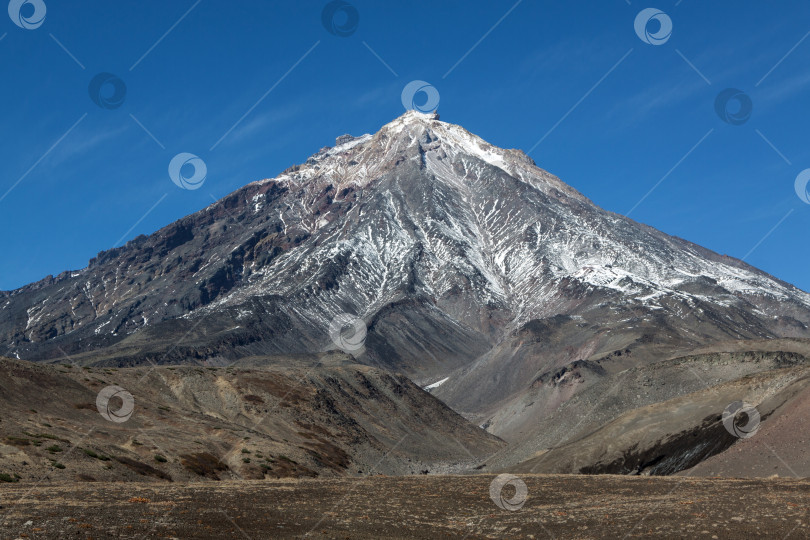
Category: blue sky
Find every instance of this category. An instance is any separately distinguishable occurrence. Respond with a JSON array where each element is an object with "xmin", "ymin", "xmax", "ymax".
[{"xmin": 1, "ymin": 0, "xmax": 810, "ymax": 291}]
